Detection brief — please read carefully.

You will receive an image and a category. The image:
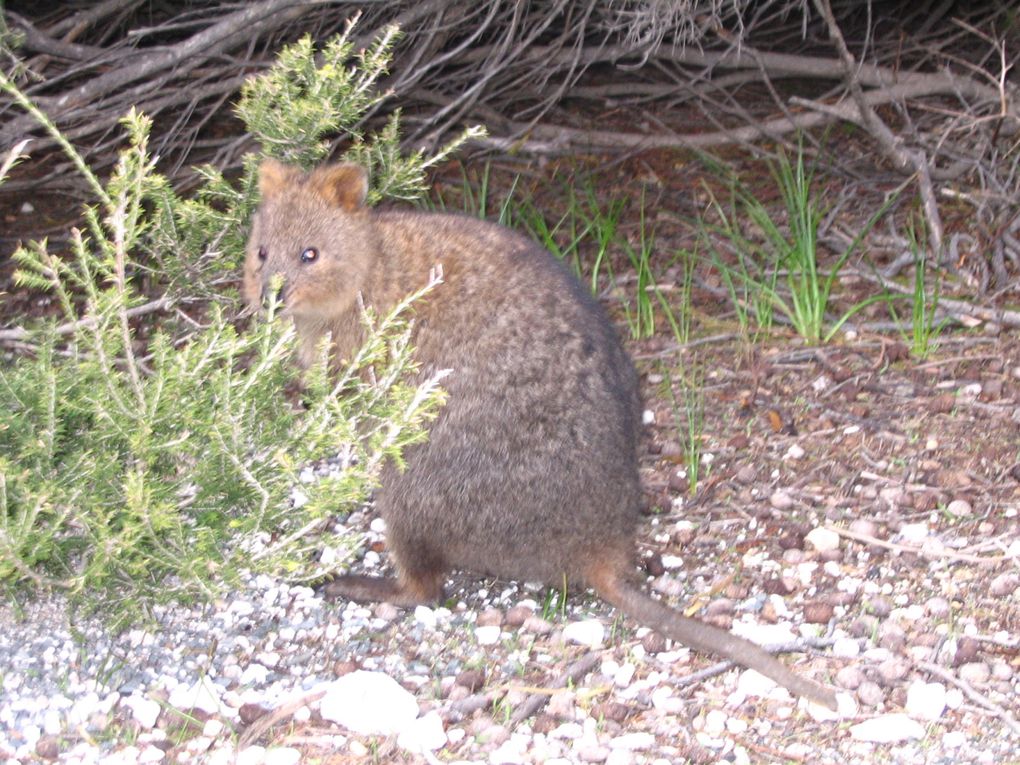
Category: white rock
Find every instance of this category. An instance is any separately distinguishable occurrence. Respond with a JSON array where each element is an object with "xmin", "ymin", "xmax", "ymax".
[
  {"xmin": 563, "ymin": 619, "xmax": 605, "ymax": 648},
  {"xmin": 414, "ymin": 606, "xmax": 437, "ymax": 629},
  {"xmin": 319, "ymin": 671, "xmax": 418, "ymax": 736},
  {"xmin": 946, "ymin": 499, "xmax": 973, "ymax": 516},
  {"xmin": 264, "ymin": 748, "xmax": 301, "ymax": 765},
  {"xmin": 397, "ymin": 711, "xmax": 447, "ymax": 753},
  {"xmin": 122, "ymin": 695, "xmax": 162, "ymax": 729},
  {"xmin": 203, "ymin": 719, "xmax": 225, "ymax": 737},
  {"xmin": 905, "ymin": 680, "xmax": 946, "ymax": 721},
  {"xmin": 899, "ymin": 523, "xmax": 928, "ymax": 543},
  {"xmin": 730, "ymin": 622, "xmax": 797, "ymax": 646},
  {"xmin": 850, "ymin": 713, "xmax": 925, "ymax": 742},
  {"xmin": 769, "ymin": 490, "xmax": 794, "ymax": 510},
  {"xmin": 475, "ymin": 625, "xmax": 502, "ymax": 645},
  {"xmin": 235, "ymin": 745, "xmax": 266, "ymax": 765},
  {"xmin": 703, "ymin": 709, "xmax": 727, "ymax": 736},
  {"xmin": 369, "ymin": 517, "xmax": 387, "ymax": 533},
  {"xmin": 832, "ymin": 637, "xmax": 860, "ymax": 658},
  {"xmin": 785, "ymin": 444, "xmax": 805, "ymax": 460},
  {"xmin": 240, "ymin": 663, "xmax": 271, "ymax": 685},
  {"xmin": 642, "ymin": 409, "xmax": 655, "ymax": 425},
  {"xmin": 550, "ymin": 722, "xmax": 584, "ymax": 740},
  {"xmin": 139, "ymin": 745, "xmax": 166, "ymax": 763},
  {"xmin": 169, "ymin": 676, "xmax": 225, "ymax": 716},
  {"xmin": 804, "ymin": 527, "xmax": 840, "ymax": 553},
  {"xmin": 608, "ymin": 732, "xmax": 655, "ymax": 750},
  {"xmin": 943, "ymin": 730, "xmax": 967, "ymax": 749}
]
